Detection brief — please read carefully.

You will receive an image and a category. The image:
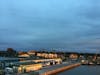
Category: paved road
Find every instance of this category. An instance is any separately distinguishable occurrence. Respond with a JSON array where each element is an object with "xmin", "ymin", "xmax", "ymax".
[{"xmin": 38, "ymin": 63, "xmax": 72, "ymax": 74}]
